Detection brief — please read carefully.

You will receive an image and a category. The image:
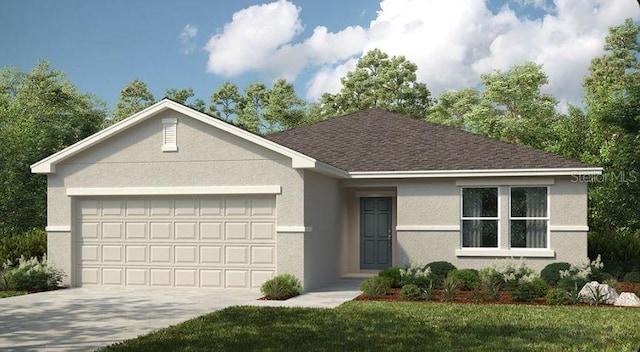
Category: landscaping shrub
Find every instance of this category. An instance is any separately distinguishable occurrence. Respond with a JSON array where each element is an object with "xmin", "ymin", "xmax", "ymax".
[
  {"xmin": 546, "ymin": 288, "xmax": 569, "ymax": 305},
  {"xmin": 379, "ymin": 266, "xmax": 402, "ymax": 288},
  {"xmin": 447, "ymin": 269, "xmax": 480, "ymax": 291},
  {"xmin": 557, "ymin": 276, "xmax": 588, "ymax": 296},
  {"xmin": 359, "ymin": 276, "xmax": 391, "ymax": 298},
  {"xmin": 260, "ymin": 274, "xmax": 303, "ymax": 300},
  {"xmin": 441, "ymin": 276, "xmax": 459, "ymax": 302},
  {"xmin": 0, "ymin": 229, "xmax": 47, "ymax": 265},
  {"xmin": 400, "ymin": 284, "xmax": 422, "ymax": 301},
  {"xmin": 511, "ymin": 282, "xmax": 539, "ymax": 302},
  {"xmin": 623, "ymin": 271, "xmax": 640, "ymax": 283},
  {"xmin": 1, "ymin": 255, "xmax": 63, "ymax": 292},
  {"xmin": 540, "ymin": 262, "xmax": 571, "ymax": 286},
  {"xmin": 623, "ymin": 257, "xmax": 640, "ymax": 273},
  {"xmin": 480, "ymin": 274, "xmax": 501, "ymax": 301},
  {"xmin": 399, "ymin": 263, "xmax": 434, "ymax": 289},
  {"xmin": 426, "ymin": 261, "xmax": 456, "ymax": 287},
  {"xmin": 480, "ymin": 260, "xmax": 537, "ymax": 291}
]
